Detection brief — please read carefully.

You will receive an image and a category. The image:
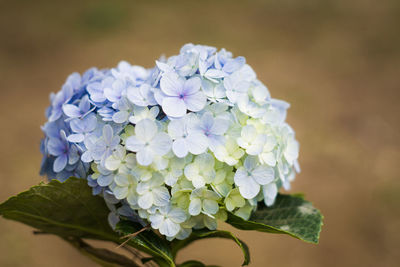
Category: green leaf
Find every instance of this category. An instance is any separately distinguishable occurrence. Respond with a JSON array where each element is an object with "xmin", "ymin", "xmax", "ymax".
[
  {"xmin": 226, "ymin": 194, "xmax": 323, "ymax": 244},
  {"xmin": 0, "ymin": 177, "xmax": 175, "ymax": 266},
  {"xmin": 116, "ymin": 220, "xmax": 175, "ymax": 267},
  {"xmin": 171, "ymin": 229, "xmax": 250, "ymax": 266},
  {"xmin": 0, "ymin": 177, "xmax": 117, "ymax": 240},
  {"xmin": 177, "ymin": 260, "xmax": 220, "ymax": 267}
]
